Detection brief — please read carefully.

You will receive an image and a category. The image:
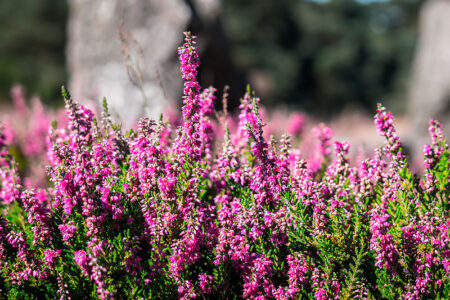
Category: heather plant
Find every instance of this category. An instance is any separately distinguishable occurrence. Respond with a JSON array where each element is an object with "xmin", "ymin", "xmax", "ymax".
[
  {"xmin": 1, "ymin": 85, "xmax": 65, "ymax": 189},
  {"xmin": 0, "ymin": 32, "xmax": 450, "ymax": 299}
]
